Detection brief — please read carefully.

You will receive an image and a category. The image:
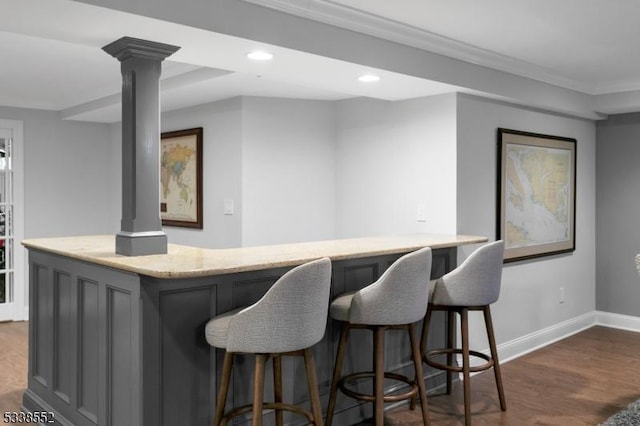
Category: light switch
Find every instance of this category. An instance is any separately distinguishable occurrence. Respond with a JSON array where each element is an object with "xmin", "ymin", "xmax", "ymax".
[
  {"xmin": 224, "ymin": 198, "xmax": 234, "ymax": 215},
  {"xmin": 417, "ymin": 203, "xmax": 427, "ymax": 222}
]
